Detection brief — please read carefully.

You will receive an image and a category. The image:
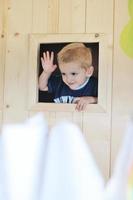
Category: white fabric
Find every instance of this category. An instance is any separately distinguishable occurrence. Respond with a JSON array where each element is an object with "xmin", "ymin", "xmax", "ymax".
[
  {"xmin": 40, "ymin": 121, "xmax": 104, "ymax": 200},
  {"xmin": 104, "ymin": 120, "xmax": 133, "ymax": 200},
  {"xmin": 0, "ymin": 113, "xmax": 133, "ymax": 200},
  {"xmin": 0, "ymin": 113, "xmax": 48, "ymax": 200}
]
